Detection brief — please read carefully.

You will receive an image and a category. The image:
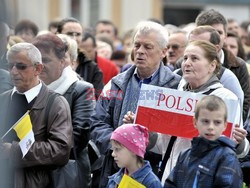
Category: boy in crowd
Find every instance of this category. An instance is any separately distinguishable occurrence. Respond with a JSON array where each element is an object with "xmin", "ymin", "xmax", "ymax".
[{"xmin": 165, "ymin": 95, "xmax": 242, "ymax": 188}]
